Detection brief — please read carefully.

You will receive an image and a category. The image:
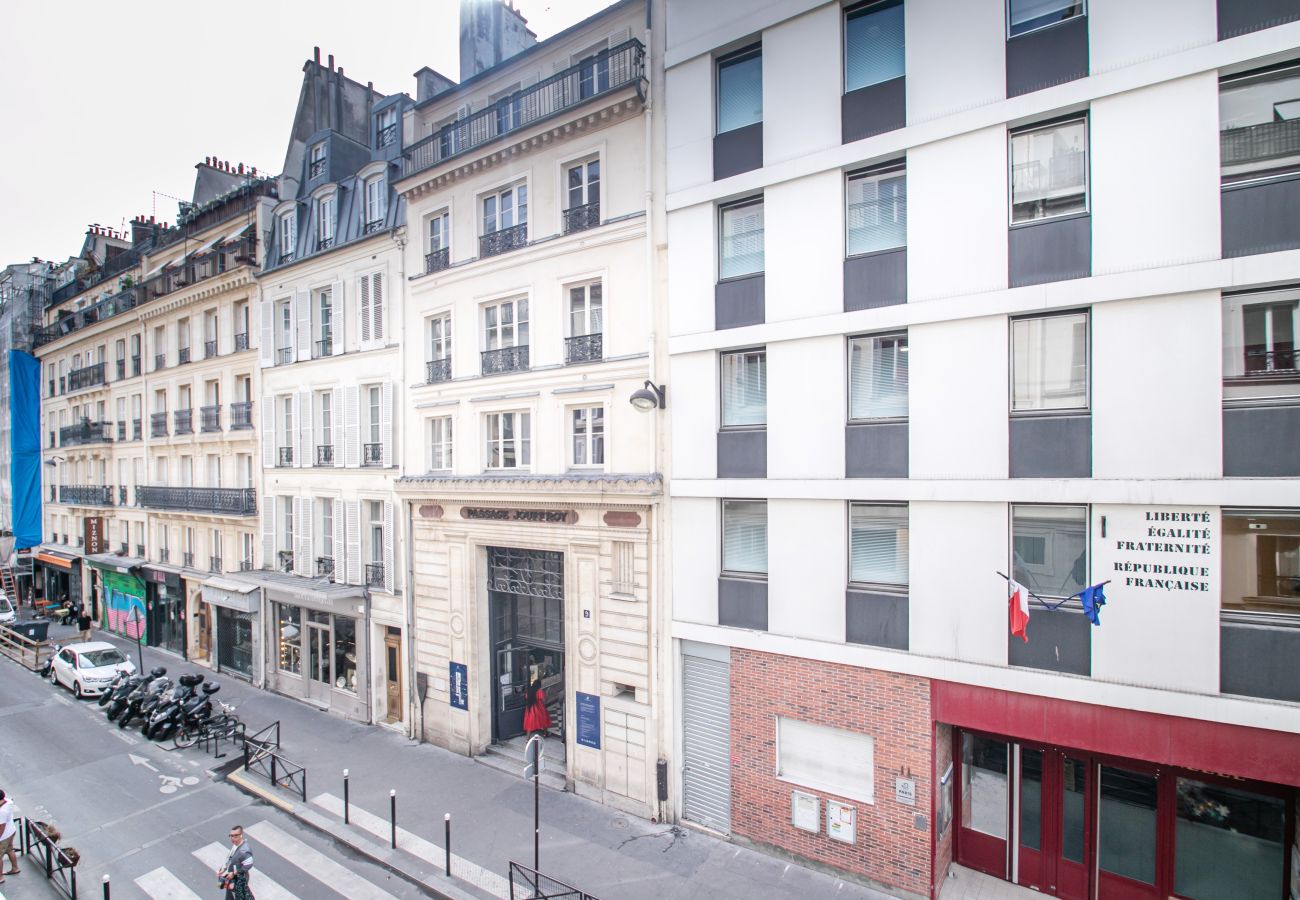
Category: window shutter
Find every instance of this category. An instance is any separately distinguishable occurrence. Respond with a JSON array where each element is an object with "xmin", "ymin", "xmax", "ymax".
[
  {"xmin": 261, "ymin": 496, "xmax": 275, "ymax": 571},
  {"xmin": 218, "ymin": 304, "xmax": 233, "ymax": 352},
  {"xmin": 261, "ymin": 397, "xmax": 275, "ymax": 468},
  {"xmin": 345, "ymin": 500, "xmax": 361, "ymax": 586},
  {"xmin": 358, "ymin": 274, "xmax": 372, "ymax": 346},
  {"xmin": 290, "ymin": 392, "xmax": 302, "ymax": 469},
  {"xmin": 293, "ymin": 497, "xmax": 307, "ymax": 576},
  {"xmin": 259, "ymin": 299, "xmax": 274, "ymax": 367},
  {"xmin": 294, "ymin": 290, "xmax": 311, "ymax": 361},
  {"xmin": 333, "ymin": 498, "xmax": 345, "ymax": 582},
  {"xmin": 331, "ymin": 387, "xmax": 344, "ymax": 467},
  {"xmin": 331, "ymin": 280, "xmax": 345, "ymax": 353},
  {"xmin": 343, "ymin": 386, "xmax": 361, "ymax": 467},
  {"xmin": 298, "ymin": 390, "xmax": 313, "ymax": 469},
  {"xmin": 301, "ymin": 498, "xmax": 314, "ymax": 578},
  {"xmin": 380, "ymin": 381, "xmax": 393, "ymax": 467},
  {"xmin": 606, "ymin": 27, "xmax": 630, "ymax": 46},
  {"xmin": 372, "ymin": 272, "xmax": 385, "ymax": 343},
  {"xmin": 383, "ymin": 500, "xmax": 395, "ymax": 593}
]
